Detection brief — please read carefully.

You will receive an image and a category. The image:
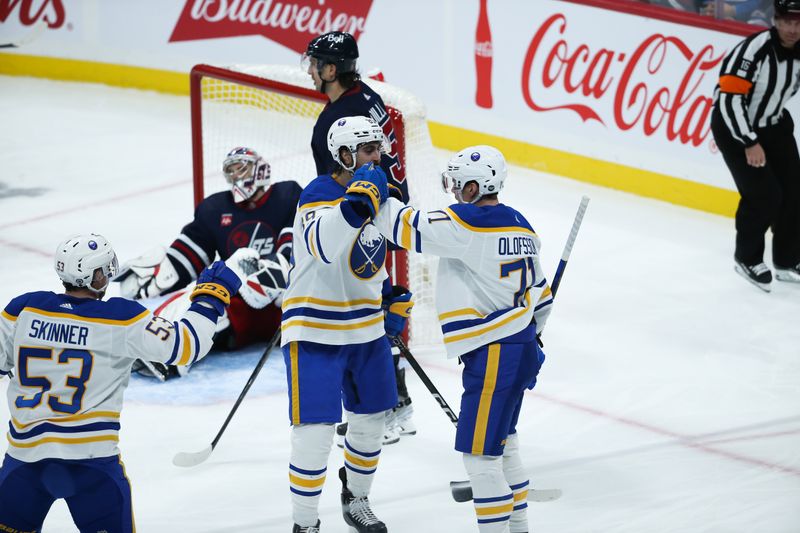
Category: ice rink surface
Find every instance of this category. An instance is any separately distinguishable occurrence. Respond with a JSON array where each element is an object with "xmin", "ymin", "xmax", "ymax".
[{"xmin": 0, "ymin": 75, "xmax": 799, "ymax": 532}]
